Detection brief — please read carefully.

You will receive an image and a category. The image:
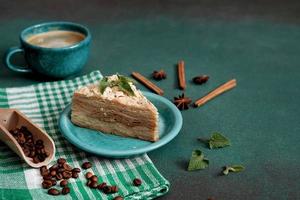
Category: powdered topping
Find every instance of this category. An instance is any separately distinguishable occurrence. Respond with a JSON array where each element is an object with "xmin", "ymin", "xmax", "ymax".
[{"xmin": 76, "ymin": 75, "xmax": 157, "ymax": 108}]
